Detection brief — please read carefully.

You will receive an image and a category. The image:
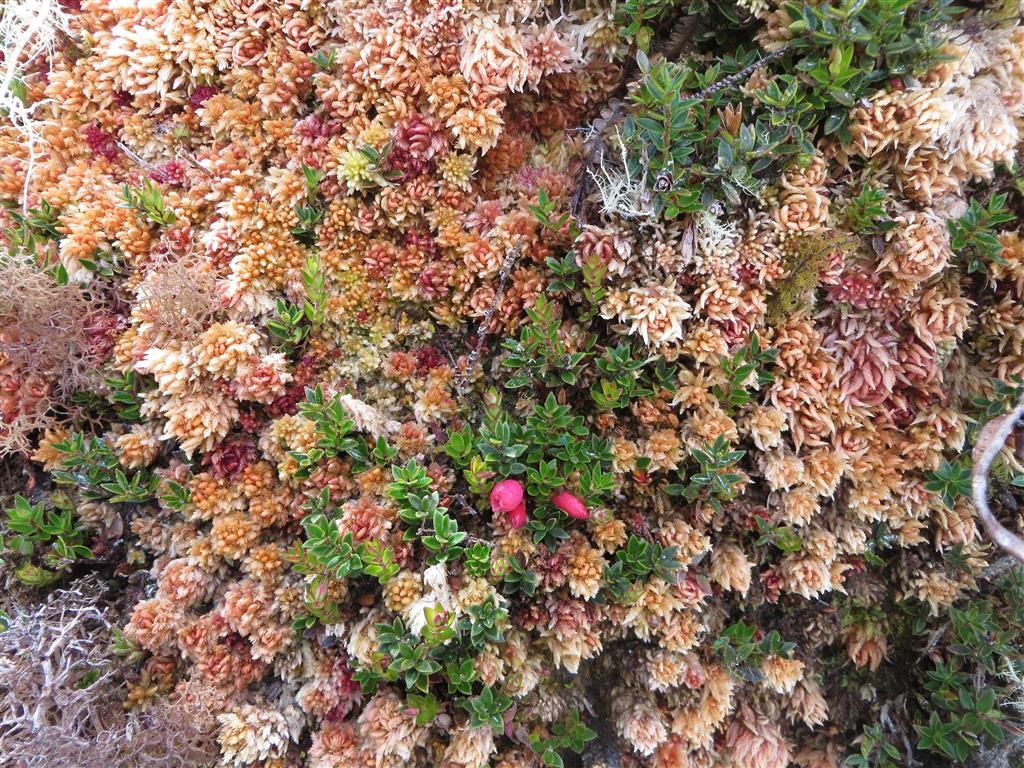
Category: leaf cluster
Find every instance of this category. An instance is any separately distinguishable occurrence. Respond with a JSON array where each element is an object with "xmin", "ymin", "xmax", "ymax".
[
  {"xmin": 590, "ymin": 343, "xmax": 675, "ymax": 410},
  {"xmin": 2, "ymin": 495, "xmax": 92, "ymax": 586},
  {"xmin": 948, "ymin": 193, "xmax": 1015, "ymax": 275},
  {"xmin": 665, "ymin": 435, "xmax": 746, "ymax": 512},
  {"xmin": 603, "ymin": 534, "xmax": 681, "ymax": 601},
  {"xmin": 529, "ymin": 710, "xmax": 598, "ymax": 768},
  {"xmin": 924, "ymin": 457, "xmax": 972, "ymax": 510},
  {"xmin": 52, "ymin": 432, "xmax": 159, "ymax": 504},
  {"xmin": 502, "ymin": 295, "xmax": 594, "ymax": 388},
  {"xmin": 121, "ymin": 180, "xmax": 177, "ymax": 227},
  {"xmin": 2, "ymin": 198, "xmax": 61, "ymax": 256},
  {"xmin": 617, "ymin": 0, "xmax": 959, "ymax": 218},
  {"xmin": 352, "ymin": 595, "xmax": 510, "ymax": 724},
  {"xmin": 712, "ymin": 621, "xmax": 795, "ymax": 679},
  {"xmin": 289, "ymin": 386, "xmax": 394, "ymax": 477},
  {"xmin": 710, "ymin": 334, "xmax": 777, "ymax": 412}
]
